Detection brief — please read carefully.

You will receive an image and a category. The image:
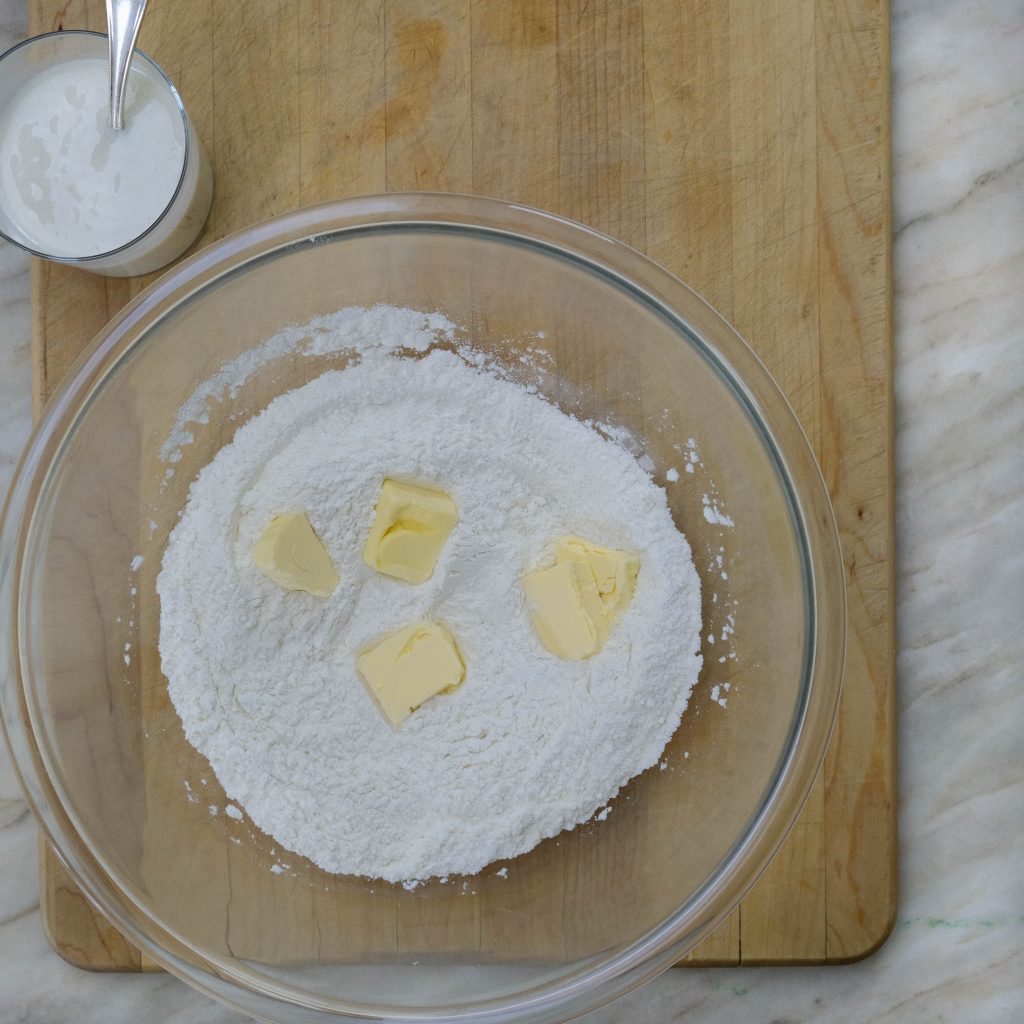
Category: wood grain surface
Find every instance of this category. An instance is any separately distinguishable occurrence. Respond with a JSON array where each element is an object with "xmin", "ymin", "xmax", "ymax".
[{"xmin": 31, "ymin": 0, "xmax": 894, "ymax": 970}]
